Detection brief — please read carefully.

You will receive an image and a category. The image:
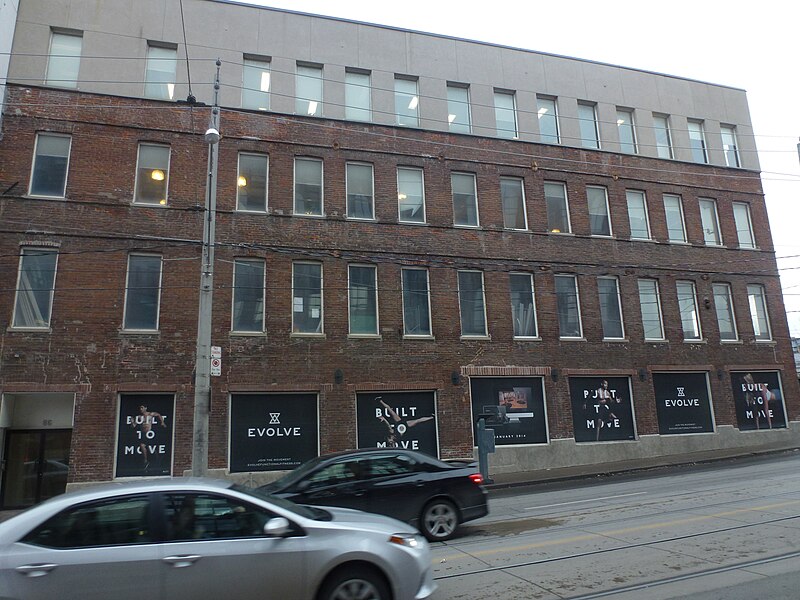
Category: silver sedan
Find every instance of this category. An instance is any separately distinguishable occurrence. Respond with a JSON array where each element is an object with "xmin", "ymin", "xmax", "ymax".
[{"xmin": 0, "ymin": 477, "xmax": 436, "ymax": 600}]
